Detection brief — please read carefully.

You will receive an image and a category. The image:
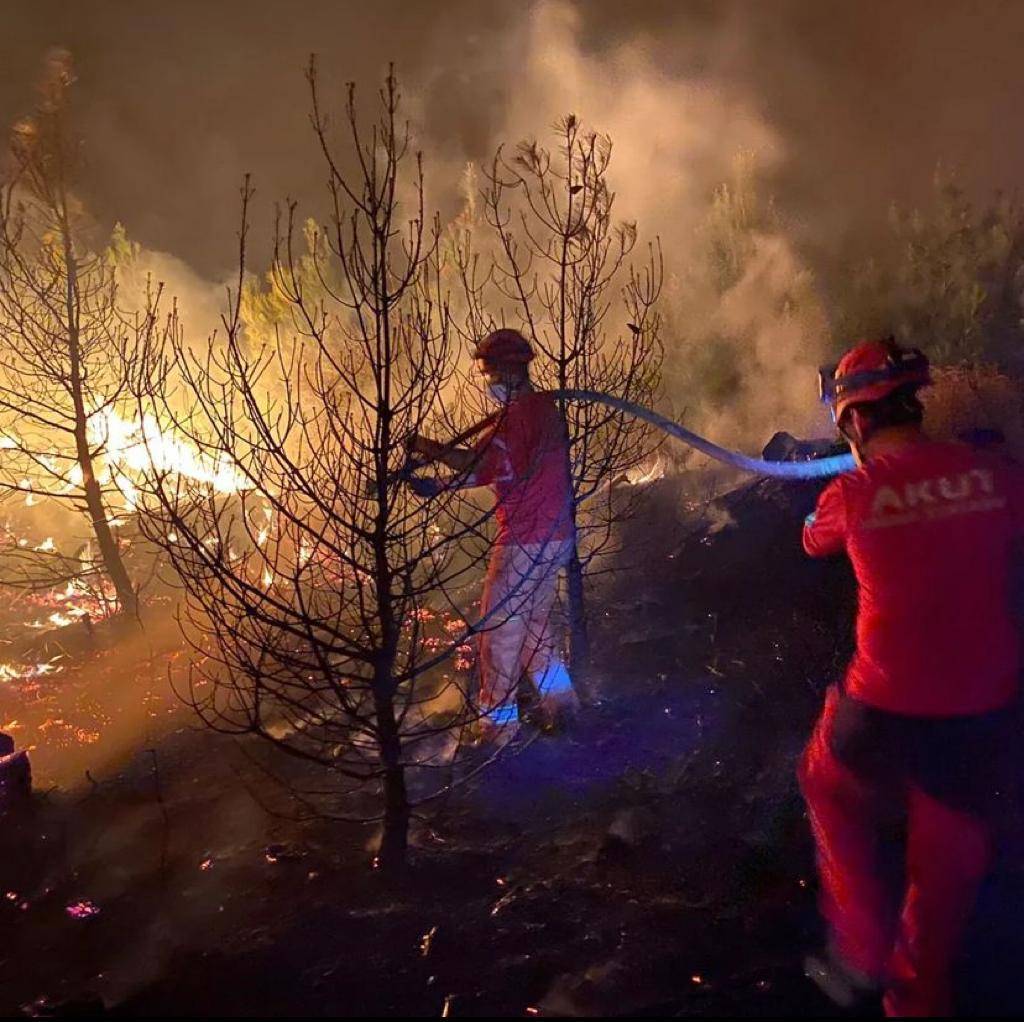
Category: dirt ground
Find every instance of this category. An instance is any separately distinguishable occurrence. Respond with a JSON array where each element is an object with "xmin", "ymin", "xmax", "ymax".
[{"xmin": 2, "ymin": 474, "xmax": 1023, "ymax": 1017}]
